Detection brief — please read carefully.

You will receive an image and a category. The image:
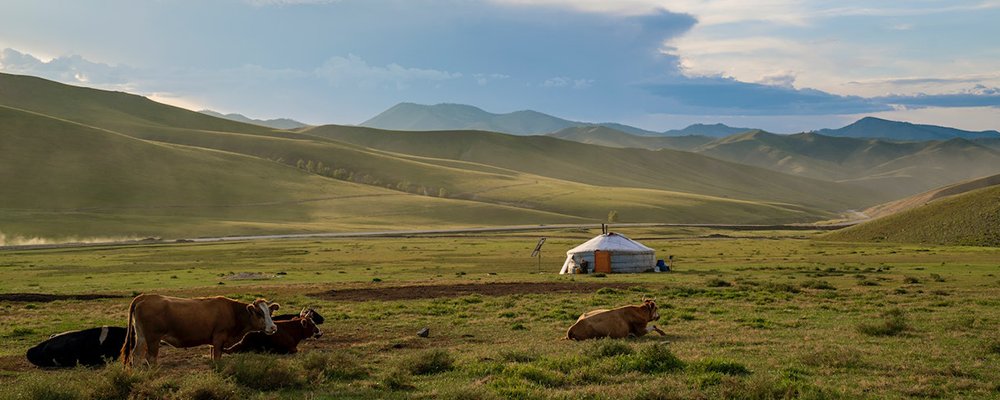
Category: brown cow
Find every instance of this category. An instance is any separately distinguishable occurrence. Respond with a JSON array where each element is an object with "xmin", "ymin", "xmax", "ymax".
[
  {"xmin": 121, "ymin": 294, "xmax": 279, "ymax": 366},
  {"xmin": 225, "ymin": 309, "xmax": 322, "ymax": 354},
  {"xmin": 565, "ymin": 299, "xmax": 666, "ymax": 340}
]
